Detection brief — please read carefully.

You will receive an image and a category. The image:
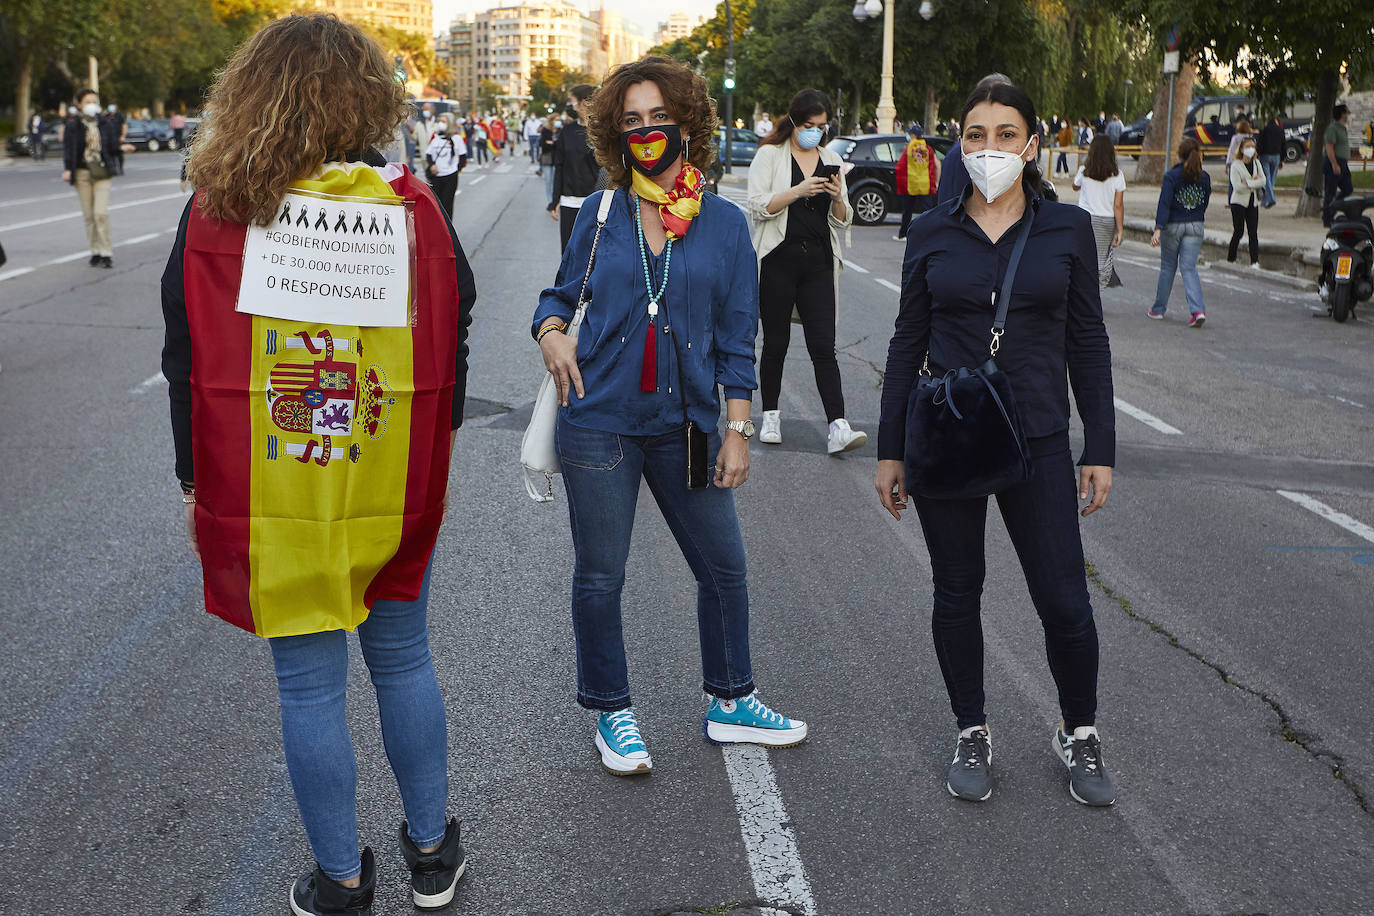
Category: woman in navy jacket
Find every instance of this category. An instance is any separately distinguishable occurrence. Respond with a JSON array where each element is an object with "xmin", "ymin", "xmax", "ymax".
[
  {"xmin": 875, "ymin": 81, "xmax": 1118, "ymax": 807},
  {"xmin": 533, "ymin": 57, "xmax": 807, "ymax": 777}
]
